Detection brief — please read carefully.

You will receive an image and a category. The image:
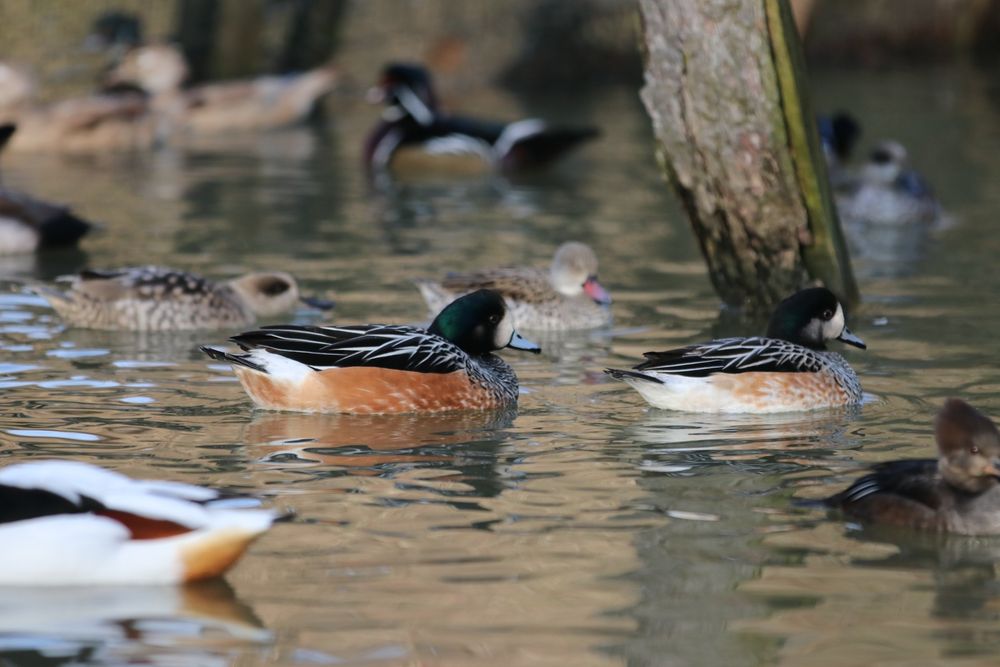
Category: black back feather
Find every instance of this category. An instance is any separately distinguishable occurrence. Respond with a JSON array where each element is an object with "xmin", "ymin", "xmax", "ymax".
[{"xmin": 229, "ymin": 324, "xmax": 465, "ymax": 374}]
